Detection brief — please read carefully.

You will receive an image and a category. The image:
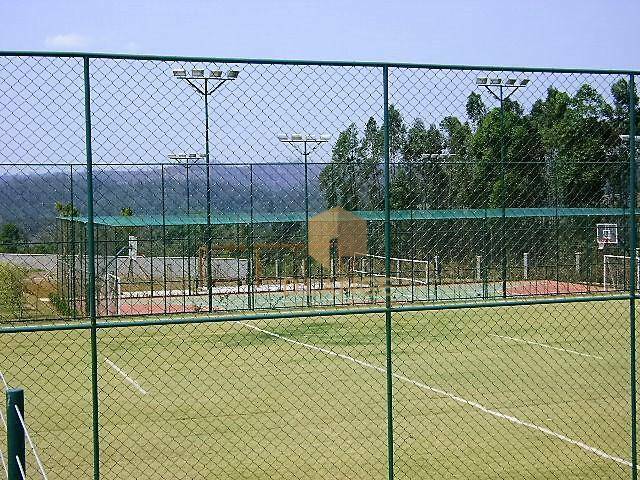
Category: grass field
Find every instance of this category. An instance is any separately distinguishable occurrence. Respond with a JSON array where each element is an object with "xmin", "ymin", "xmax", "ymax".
[{"xmin": 0, "ymin": 299, "xmax": 632, "ymax": 479}]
